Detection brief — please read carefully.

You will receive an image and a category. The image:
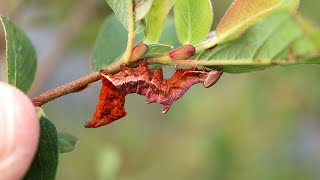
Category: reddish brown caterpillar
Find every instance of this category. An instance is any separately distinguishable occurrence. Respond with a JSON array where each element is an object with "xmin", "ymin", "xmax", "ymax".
[{"xmin": 85, "ymin": 62, "xmax": 223, "ymax": 128}]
